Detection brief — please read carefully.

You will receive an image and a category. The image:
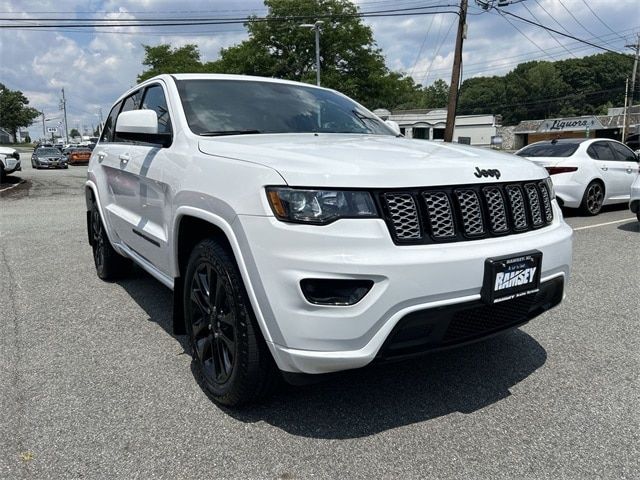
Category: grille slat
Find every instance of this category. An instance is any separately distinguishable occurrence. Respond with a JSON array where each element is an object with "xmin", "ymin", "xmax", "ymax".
[
  {"xmin": 422, "ymin": 192, "xmax": 456, "ymax": 238},
  {"xmin": 505, "ymin": 185, "xmax": 528, "ymax": 231},
  {"xmin": 524, "ymin": 183, "xmax": 544, "ymax": 226},
  {"xmin": 455, "ymin": 189, "xmax": 485, "ymax": 236},
  {"xmin": 538, "ymin": 181, "xmax": 554, "ymax": 223},
  {"xmin": 482, "ymin": 186, "xmax": 509, "ymax": 233},
  {"xmin": 382, "ymin": 181, "xmax": 553, "ymax": 245},
  {"xmin": 382, "ymin": 193, "xmax": 421, "ymax": 240}
]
